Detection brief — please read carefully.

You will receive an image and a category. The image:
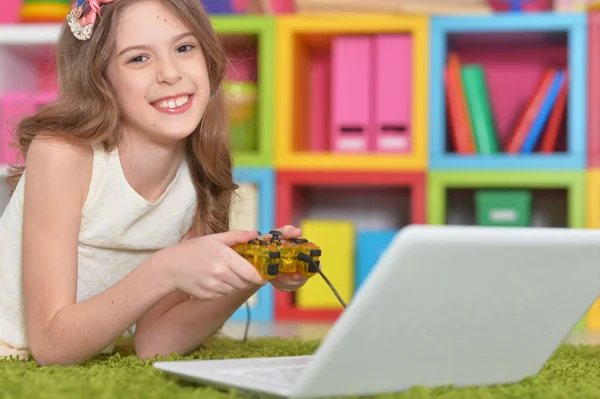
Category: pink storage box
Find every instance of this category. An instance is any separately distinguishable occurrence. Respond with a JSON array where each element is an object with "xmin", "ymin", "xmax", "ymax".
[
  {"xmin": 0, "ymin": 0, "xmax": 21, "ymax": 23},
  {"xmin": 0, "ymin": 91, "xmax": 58, "ymax": 165},
  {"xmin": 330, "ymin": 36, "xmax": 373, "ymax": 152},
  {"xmin": 373, "ymin": 34, "xmax": 412, "ymax": 153}
]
